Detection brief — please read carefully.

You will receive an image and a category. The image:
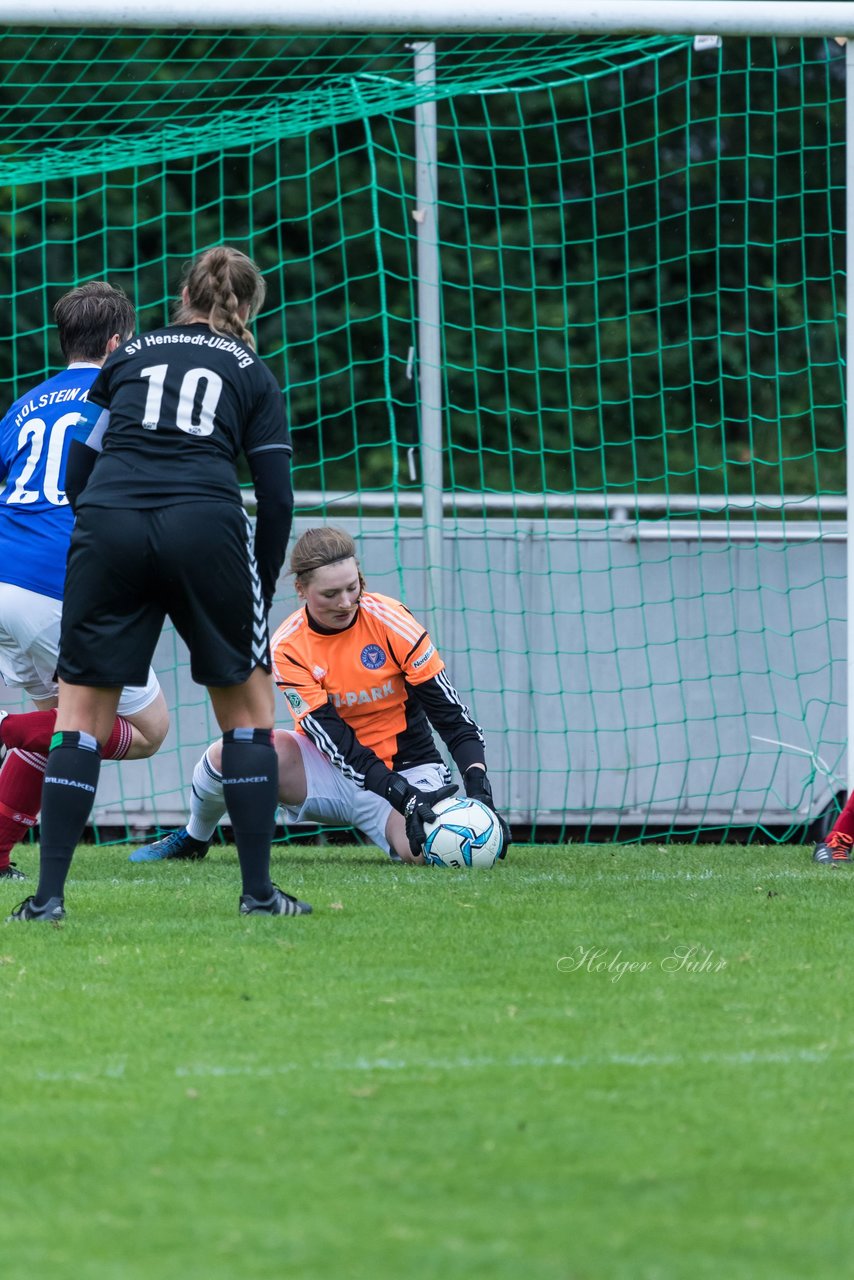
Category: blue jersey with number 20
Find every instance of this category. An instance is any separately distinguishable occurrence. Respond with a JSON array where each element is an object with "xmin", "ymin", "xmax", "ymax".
[{"xmin": 0, "ymin": 365, "xmax": 101, "ymax": 601}]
